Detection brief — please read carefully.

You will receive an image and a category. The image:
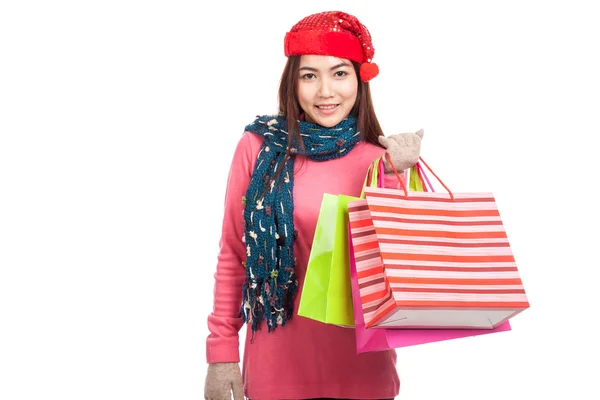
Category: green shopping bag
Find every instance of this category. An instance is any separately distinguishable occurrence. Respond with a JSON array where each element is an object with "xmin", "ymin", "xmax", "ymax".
[
  {"xmin": 409, "ymin": 161, "xmax": 434, "ymax": 192},
  {"xmin": 409, "ymin": 164, "xmax": 424, "ymax": 191},
  {"xmin": 297, "ymin": 158, "xmax": 382, "ymax": 326}
]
